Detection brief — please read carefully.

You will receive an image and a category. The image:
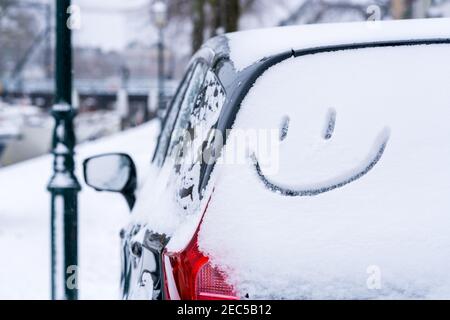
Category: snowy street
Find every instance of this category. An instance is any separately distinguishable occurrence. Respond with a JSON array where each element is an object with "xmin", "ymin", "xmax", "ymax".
[{"xmin": 0, "ymin": 122, "xmax": 158, "ymax": 299}]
